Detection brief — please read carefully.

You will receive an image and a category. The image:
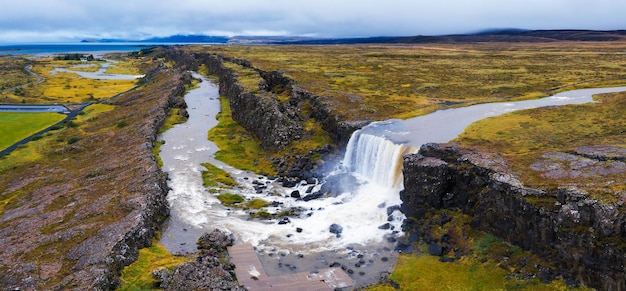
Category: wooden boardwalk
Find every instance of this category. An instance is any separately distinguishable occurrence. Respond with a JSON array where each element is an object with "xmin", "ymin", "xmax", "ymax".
[{"xmin": 228, "ymin": 244, "xmax": 355, "ymax": 291}]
